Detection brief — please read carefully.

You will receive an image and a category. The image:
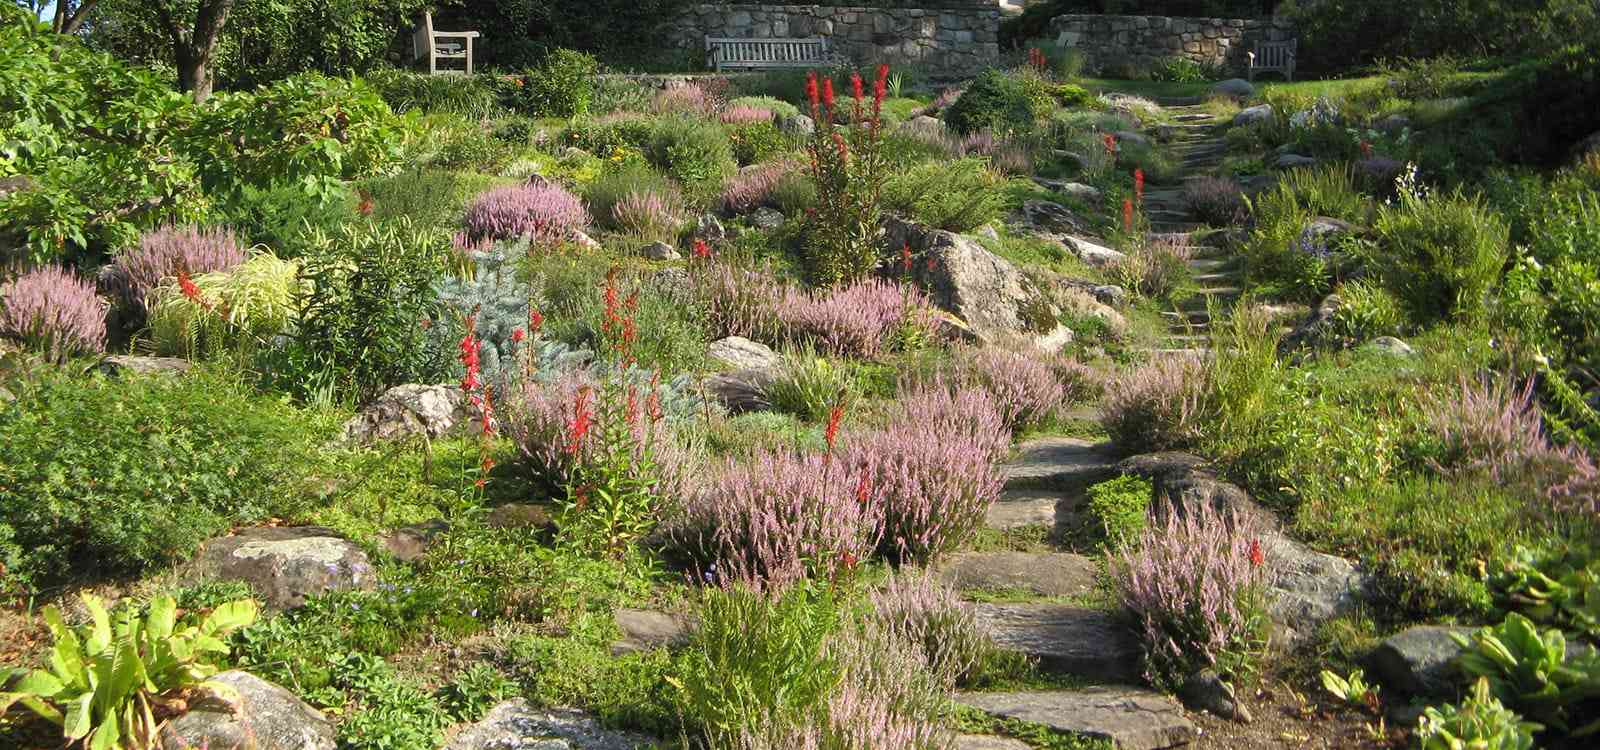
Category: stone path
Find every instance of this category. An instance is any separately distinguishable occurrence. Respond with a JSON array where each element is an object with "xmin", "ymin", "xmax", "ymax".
[
  {"xmin": 1142, "ymin": 99, "xmax": 1244, "ymax": 356},
  {"xmin": 957, "ymin": 689, "xmax": 1198, "ymax": 750}
]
